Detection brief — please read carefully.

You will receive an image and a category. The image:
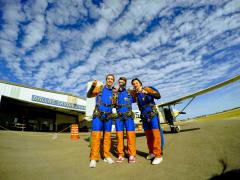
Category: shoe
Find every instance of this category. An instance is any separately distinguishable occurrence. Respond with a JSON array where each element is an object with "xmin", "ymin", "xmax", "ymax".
[
  {"xmin": 129, "ymin": 155, "xmax": 136, "ymax": 163},
  {"xmin": 146, "ymin": 153, "xmax": 155, "ymax": 160},
  {"xmin": 152, "ymin": 157, "xmax": 163, "ymax": 165},
  {"xmin": 89, "ymin": 160, "xmax": 96, "ymax": 168},
  {"xmin": 116, "ymin": 156, "xmax": 124, "ymax": 163},
  {"xmin": 104, "ymin": 157, "xmax": 114, "ymax": 164}
]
